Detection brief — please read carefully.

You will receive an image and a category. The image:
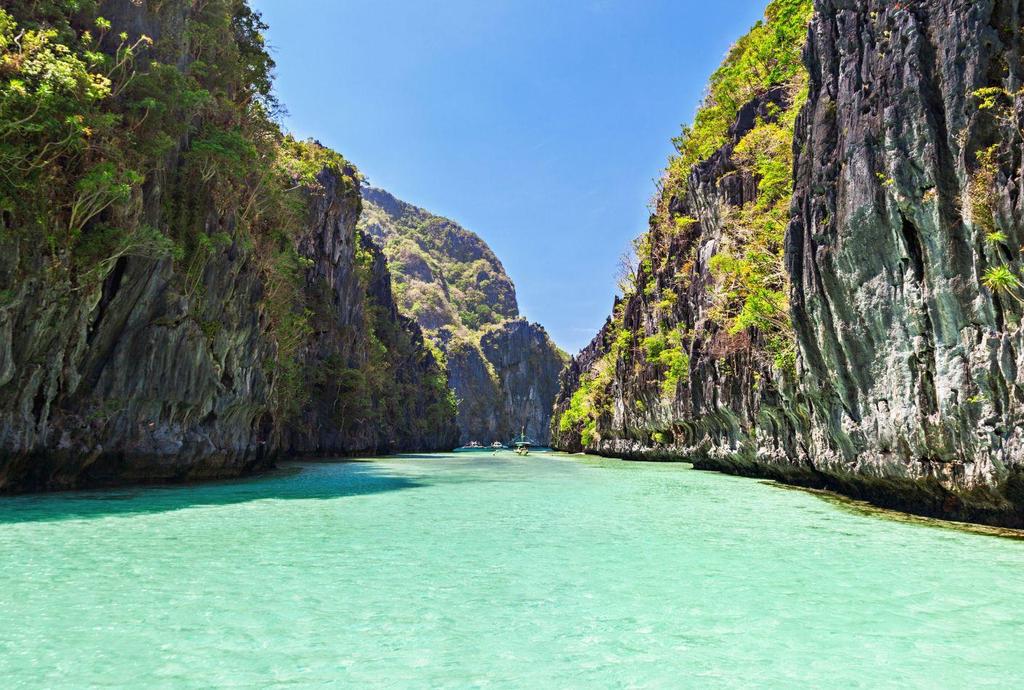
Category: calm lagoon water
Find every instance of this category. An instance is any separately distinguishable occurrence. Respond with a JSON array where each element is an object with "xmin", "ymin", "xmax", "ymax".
[{"xmin": 0, "ymin": 451, "xmax": 1022, "ymax": 688}]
